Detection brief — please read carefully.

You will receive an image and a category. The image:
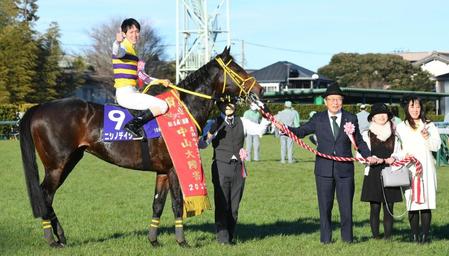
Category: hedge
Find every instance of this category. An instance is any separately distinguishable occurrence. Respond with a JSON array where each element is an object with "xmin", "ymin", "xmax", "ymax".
[
  {"xmin": 221, "ymin": 102, "xmax": 444, "ymax": 122},
  {"xmin": 0, "ymin": 104, "xmax": 19, "ymax": 138},
  {"xmin": 0, "ymin": 102, "xmax": 443, "ymax": 138},
  {"xmin": 1, "ymin": 102, "xmax": 444, "ymax": 122},
  {"xmin": 0, "ymin": 104, "xmax": 36, "ymax": 138}
]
